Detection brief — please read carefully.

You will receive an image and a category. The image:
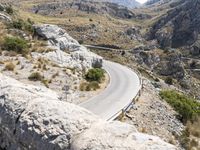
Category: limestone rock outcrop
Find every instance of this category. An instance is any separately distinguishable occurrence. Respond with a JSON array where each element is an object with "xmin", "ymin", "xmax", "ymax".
[
  {"xmin": 33, "ymin": 24, "xmax": 103, "ymax": 70},
  {"xmin": 0, "ymin": 73, "xmax": 176, "ymax": 150}
]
